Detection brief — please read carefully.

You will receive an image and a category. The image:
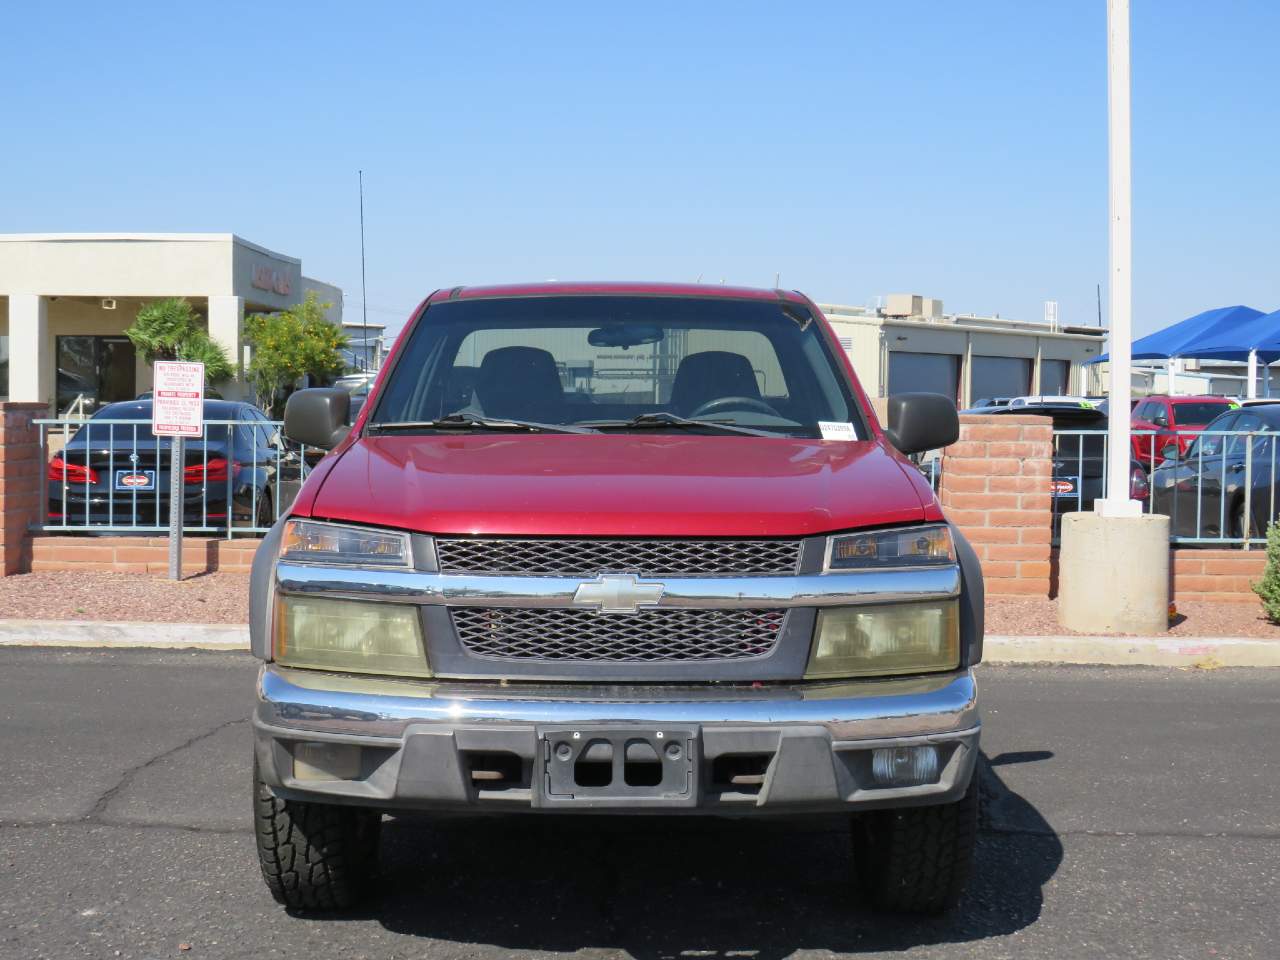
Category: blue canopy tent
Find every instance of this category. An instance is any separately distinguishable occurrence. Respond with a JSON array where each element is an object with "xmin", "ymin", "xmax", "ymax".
[
  {"xmin": 1179, "ymin": 308, "xmax": 1280, "ymax": 363},
  {"xmin": 1088, "ymin": 304, "xmax": 1264, "ymax": 364},
  {"xmin": 1180, "ymin": 307, "xmax": 1280, "ymax": 397}
]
